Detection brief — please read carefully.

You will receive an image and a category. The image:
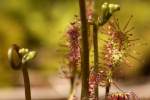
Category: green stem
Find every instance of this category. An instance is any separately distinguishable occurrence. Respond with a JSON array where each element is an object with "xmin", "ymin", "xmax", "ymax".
[
  {"xmin": 79, "ymin": 0, "xmax": 90, "ymax": 99},
  {"xmin": 22, "ymin": 67, "xmax": 31, "ymax": 100},
  {"xmin": 93, "ymin": 23, "xmax": 99, "ymax": 99}
]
